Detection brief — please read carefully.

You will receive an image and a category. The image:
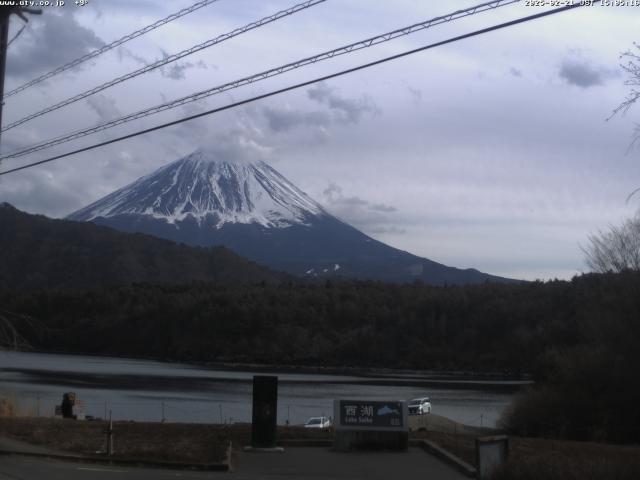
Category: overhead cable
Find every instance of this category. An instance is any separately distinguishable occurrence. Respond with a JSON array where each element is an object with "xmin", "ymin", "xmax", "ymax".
[
  {"xmin": 1, "ymin": 0, "xmax": 326, "ymax": 133},
  {"xmin": 0, "ymin": 0, "xmax": 521, "ymax": 161},
  {"xmin": 3, "ymin": 0, "xmax": 223, "ymax": 99},
  {"xmin": 7, "ymin": 24, "xmax": 27, "ymax": 47},
  {"xmin": 0, "ymin": 3, "xmax": 584, "ymax": 177}
]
